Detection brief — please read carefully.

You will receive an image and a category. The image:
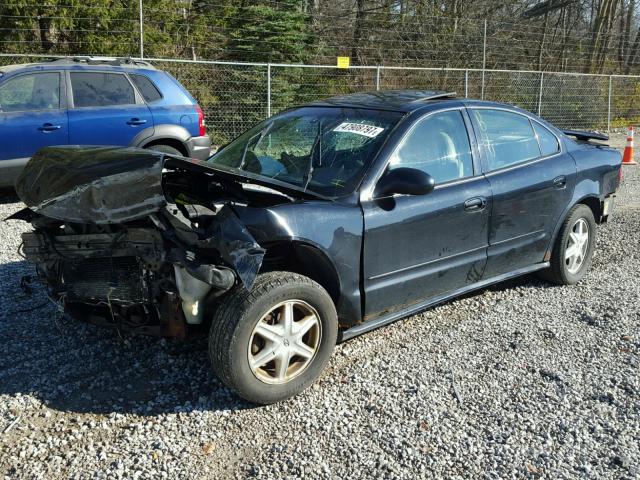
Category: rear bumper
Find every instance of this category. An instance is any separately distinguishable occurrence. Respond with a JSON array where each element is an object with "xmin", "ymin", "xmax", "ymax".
[
  {"xmin": 601, "ymin": 194, "xmax": 615, "ymax": 222},
  {"xmin": 186, "ymin": 135, "xmax": 212, "ymax": 160},
  {"xmin": 0, "ymin": 158, "xmax": 29, "ymax": 188}
]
